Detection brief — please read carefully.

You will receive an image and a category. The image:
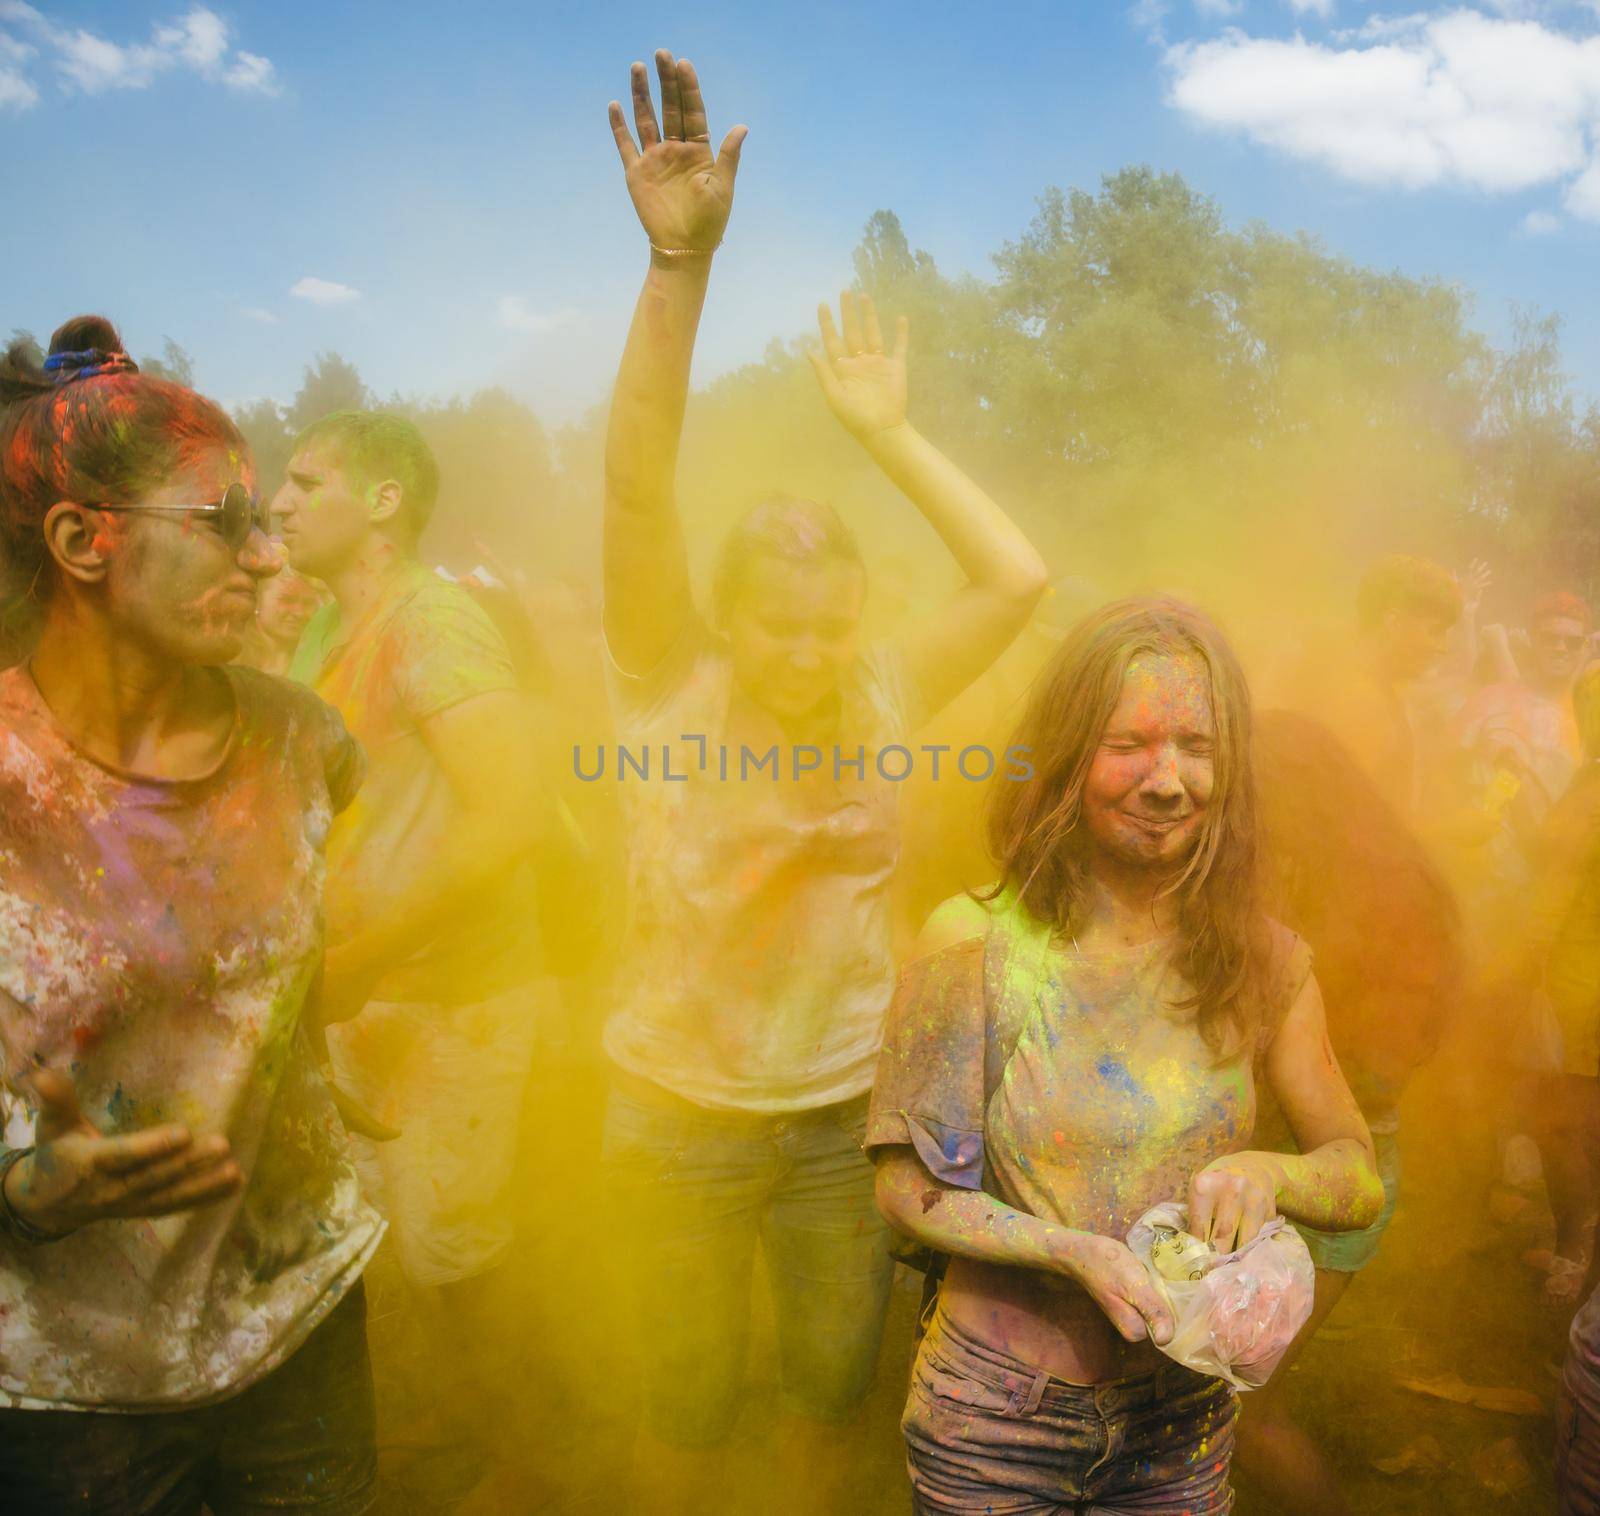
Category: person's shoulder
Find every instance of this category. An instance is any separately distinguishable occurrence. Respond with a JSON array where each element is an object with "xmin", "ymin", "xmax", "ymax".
[
  {"xmin": 227, "ymin": 665, "xmax": 362, "ymax": 804},
  {"xmin": 604, "ymin": 611, "xmax": 727, "ymax": 727},
  {"xmin": 0, "ymin": 664, "xmax": 50, "ymax": 755},
  {"xmin": 228, "ymin": 663, "xmax": 344, "ymax": 733},
  {"xmin": 1259, "ymin": 916, "xmax": 1314, "ymax": 1003},
  {"xmin": 913, "ymin": 892, "xmax": 996, "ymax": 959},
  {"xmin": 389, "ymin": 569, "xmax": 496, "ymax": 633},
  {"xmin": 0, "ymin": 663, "xmax": 33, "ymax": 722},
  {"xmin": 383, "ymin": 570, "xmax": 517, "ymax": 679},
  {"xmin": 852, "ymin": 638, "xmax": 926, "ymax": 728}
]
